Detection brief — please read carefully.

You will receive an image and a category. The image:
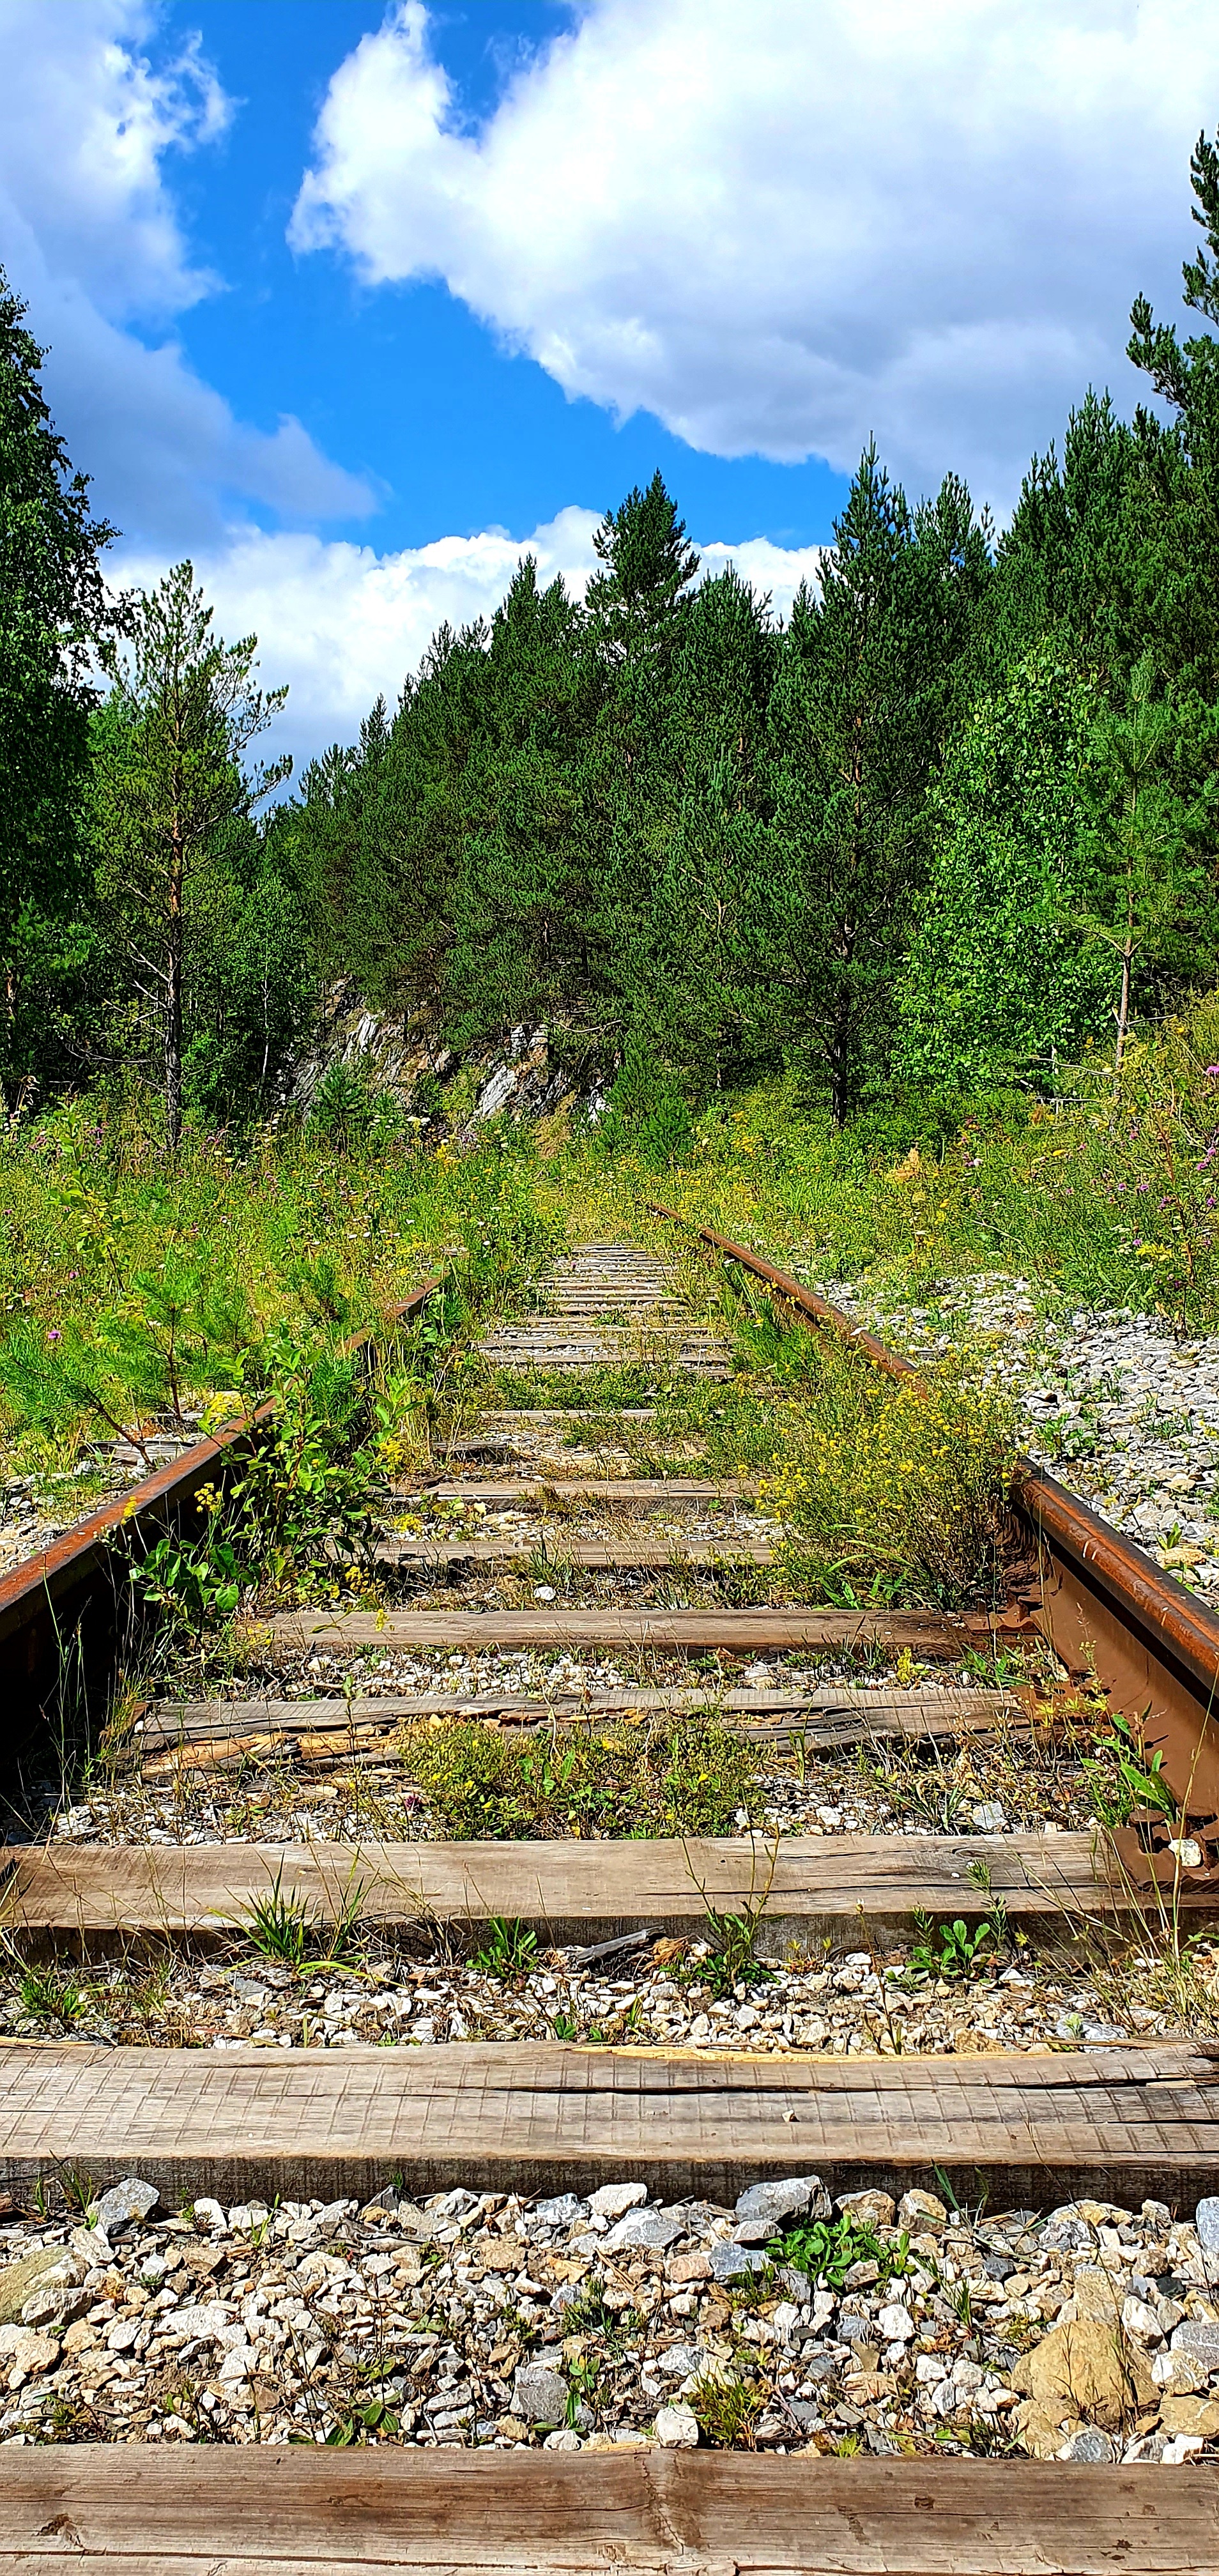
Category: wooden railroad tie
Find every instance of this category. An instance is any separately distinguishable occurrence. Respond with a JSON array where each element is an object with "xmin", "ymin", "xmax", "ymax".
[
  {"xmin": 1, "ymin": 1827, "xmax": 1151, "ymax": 1947},
  {"xmin": 395, "ymin": 1477, "xmax": 757, "ymax": 1506},
  {"xmin": 1, "ymin": 2039, "xmax": 1216, "ymax": 2209},
  {"xmin": 132, "ymin": 1681, "xmax": 1031, "ymax": 1763},
  {"xmin": 374, "ymin": 1533, "xmax": 777, "ymax": 1568},
  {"xmin": 266, "ymin": 1606, "xmax": 982, "ymax": 1654},
  {"xmin": 2, "ymin": 2450, "xmax": 1215, "ymax": 2575}
]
